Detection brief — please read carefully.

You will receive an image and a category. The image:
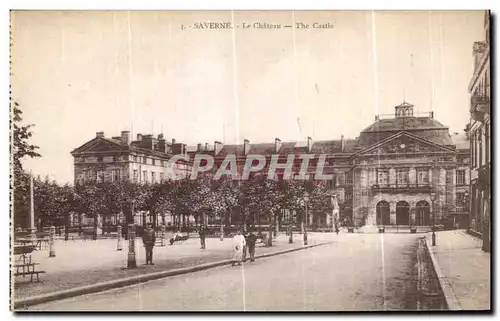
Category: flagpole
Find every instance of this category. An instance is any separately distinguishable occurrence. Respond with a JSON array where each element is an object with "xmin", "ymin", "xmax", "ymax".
[{"xmin": 29, "ymin": 171, "xmax": 36, "ymax": 236}]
